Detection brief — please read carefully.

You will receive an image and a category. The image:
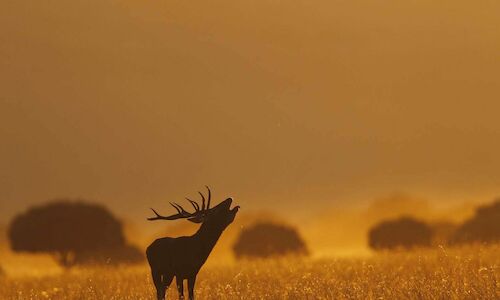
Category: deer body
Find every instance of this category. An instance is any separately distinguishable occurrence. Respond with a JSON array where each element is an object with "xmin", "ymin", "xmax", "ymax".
[{"xmin": 146, "ymin": 187, "xmax": 239, "ymax": 300}]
